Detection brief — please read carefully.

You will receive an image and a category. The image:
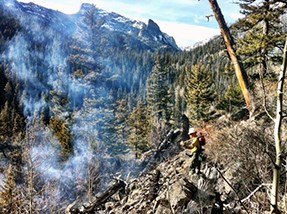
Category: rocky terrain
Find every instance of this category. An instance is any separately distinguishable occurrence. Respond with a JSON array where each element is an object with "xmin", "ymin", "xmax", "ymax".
[
  {"xmin": 1, "ymin": 1, "xmax": 283, "ymax": 213},
  {"xmin": 65, "ymin": 128, "xmax": 250, "ymax": 214}
]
